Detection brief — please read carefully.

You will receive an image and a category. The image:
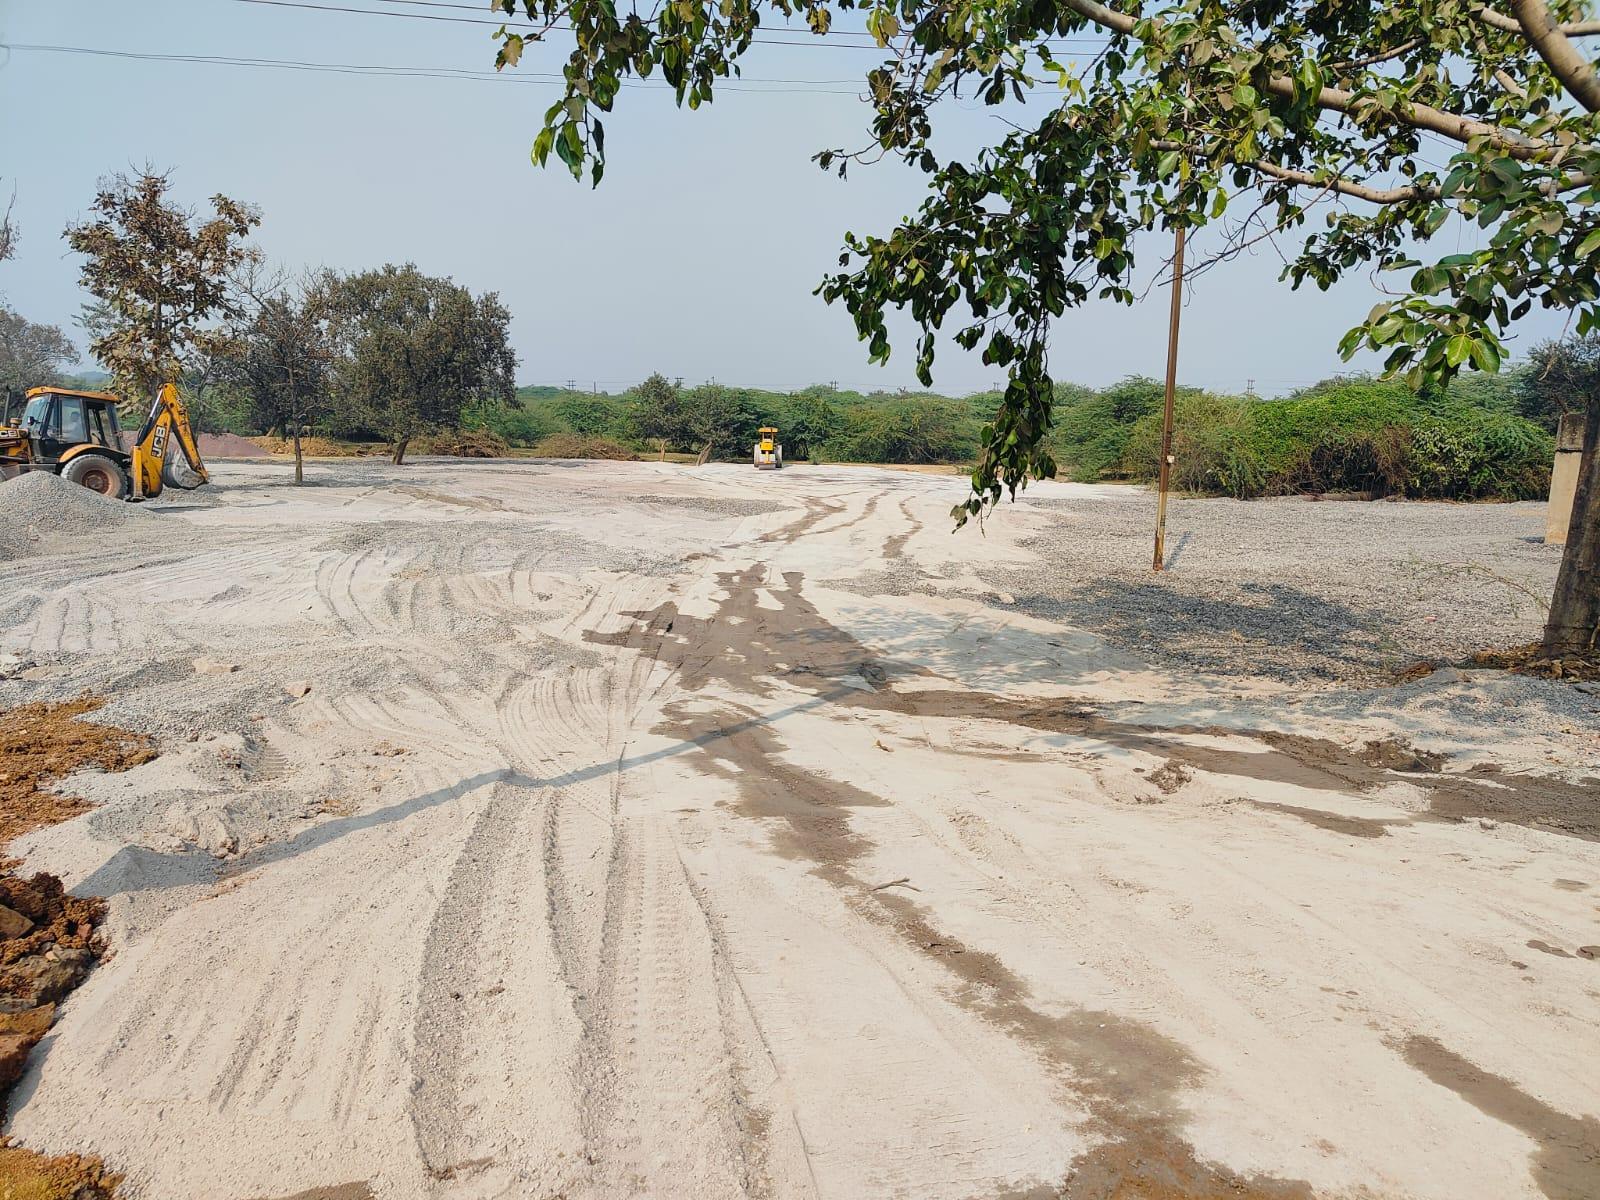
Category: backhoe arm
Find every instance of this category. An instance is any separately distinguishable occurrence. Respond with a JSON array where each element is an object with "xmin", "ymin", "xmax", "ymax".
[{"xmin": 131, "ymin": 383, "xmax": 208, "ymax": 500}]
